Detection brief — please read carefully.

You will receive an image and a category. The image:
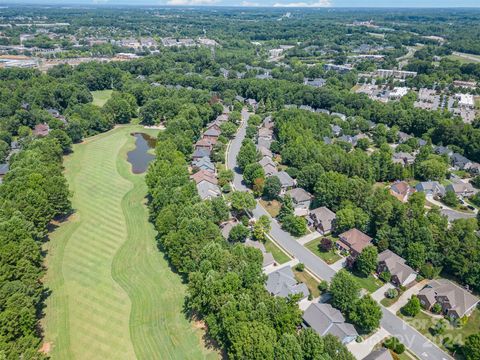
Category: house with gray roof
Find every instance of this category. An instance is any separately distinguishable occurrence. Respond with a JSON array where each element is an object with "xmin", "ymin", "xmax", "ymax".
[
  {"xmin": 451, "ymin": 153, "xmax": 473, "ymax": 170},
  {"xmin": 397, "ymin": 131, "xmax": 412, "ymax": 143},
  {"xmin": 362, "ymin": 348, "xmax": 393, "ymax": 360},
  {"xmin": 192, "ymin": 156, "xmax": 215, "ymax": 172},
  {"xmin": 244, "ymin": 239, "xmax": 276, "ymax": 269},
  {"xmin": 378, "ymin": 250, "xmax": 417, "ymax": 287},
  {"xmin": 392, "ymin": 152, "xmax": 415, "ymax": 166},
  {"xmin": 331, "ymin": 112, "xmax": 347, "ymax": 121},
  {"xmin": 309, "ymin": 207, "xmax": 336, "ymax": 234},
  {"xmin": 263, "ymin": 163, "xmax": 278, "ymax": 177},
  {"xmin": 316, "ymin": 109, "xmax": 330, "ymax": 115},
  {"xmin": 417, "ymin": 279, "xmax": 479, "ymax": 319},
  {"xmin": 331, "ymin": 124, "xmax": 342, "ymax": 136},
  {"xmin": 257, "ymin": 145, "xmax": 273, "ymax": 158},
  {"xmin": 302, "ymin": 303, "xmax": 358, "ymax": 344},
  {"xmin": 304, "ymin": 78, "xmax": 326, "ymax": 88},
  {"xmin": 192, "ymin": 147, "xmax": 212, "ymax": 161},
  {"xmin": 415, "ymin": 181, "xmax": 445, "ymax": 197},
  {"xmin": 266, "ymin": 265, "xmax": 309, "ymax": 300},
  {"xmin": 286, "ymin": 188, "xmax": 313, "ymax": 216},
  {"xmin": 434, "ymin": 146, "xmax": 453, "ymax": 157},
  {"xmin": 235, "ymin": 95, "xmax": 245, "ymax": 103},
  {"xmin": 0, "ymin": 163, "xmax": 9, "ymax": 177},
  {"xmin": 446, "ymin": 181, "xmax": 476, "ymax": 197},
  {"xmin": 276, "ymin": 171, "xmax": 296, "ymax": 194},
  {"xmin": 196, "ymin": 181, "xmax": 221, "ymax": 200},
  {"xmin": 257, "ymin": 137, "xmax": 272, "ymax": 149},
  {"xmin": 259, "ymin": 156, "xmax": 275, "ymax": 168}
]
